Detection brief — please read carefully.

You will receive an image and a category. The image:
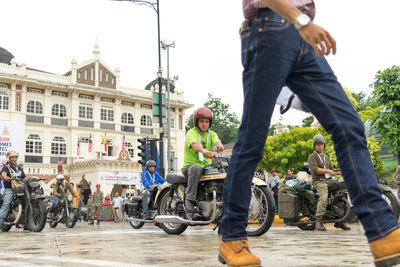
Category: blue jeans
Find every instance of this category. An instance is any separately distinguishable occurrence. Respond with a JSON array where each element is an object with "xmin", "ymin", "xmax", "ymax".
[
  {"xmin": 220, "ymin": 10, "xmax": 399, "ymax": 242},
  {"xmin": 0, "ymin": 188, "xmax": 14, "ymax": 227},
  {"xmin": 141, "ymin": 191, "xmax": 151, "ymax": 213},
  {"xmin": 50, "ymin": 197, "xmax": 60, "ymax": 213}
]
